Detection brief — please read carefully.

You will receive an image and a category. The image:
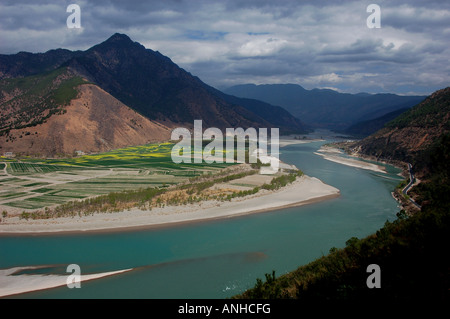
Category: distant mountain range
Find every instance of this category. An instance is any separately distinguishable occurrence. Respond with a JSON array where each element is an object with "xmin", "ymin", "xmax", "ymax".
[
  {"xmin": 225, "ymin": 84, "xmax": 426, "ymax": 133},
  {"xmin": 0, "ymin": 34, "xmax": 307, "ymax": 156}
]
